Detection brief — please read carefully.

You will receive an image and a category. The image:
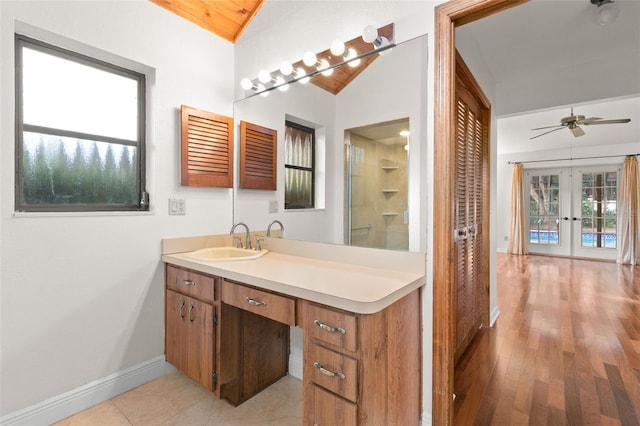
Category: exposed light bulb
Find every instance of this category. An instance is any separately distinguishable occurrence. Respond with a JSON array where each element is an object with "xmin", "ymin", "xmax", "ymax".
[
  {"xmin": 361, "ymin": 25, "xmax": 378, "ymax": 43},
  {"xmin": 280, "ymin": 61, "xmax": 293, "ymax": 76},
  {"xmin": 240, "ymin": 77, "xmax": 253, "ymax": 90},
  {"xmin": 257, "ymin": 83, "xmax": 269, "ymax": 97},
  {"xmin": 330, "ymin": 39, "xmax": 345, "ymax": 56},
  {"xmin": 303, "ymin": 51, "xmax": 317, "ymax": 67},
  {"xmin": 319, "ymin": 59, "xmax": 333, "ymax": 76},
  {"xmin": 400, "ymin": 130, "xmax": 410, "ymax": 137},
  {"xmin": 258, "ymin": 69, "xmax": 271, "ymax": 84},
  {"xmin": 296, "ymin": 67, "xmax": 310, "ymax": 84},
  {"xmin": 275, "ymin": 76, "xmax": 289, "ymax": 92},
  {"xmin": 346, "ymin": 48, "xmax": 361, "ymax": 67}
]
